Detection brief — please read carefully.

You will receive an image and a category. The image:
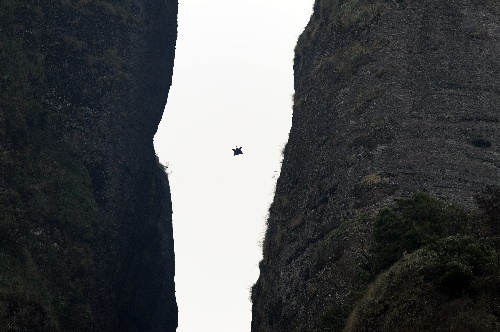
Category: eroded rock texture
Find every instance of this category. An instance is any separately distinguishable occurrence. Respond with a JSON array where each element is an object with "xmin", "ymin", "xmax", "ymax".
[
  {"xmin": 0, "ymin": 0, "xmax": 177, "ymax": 330},
  {"xmin": 252, "ymin": 1, "xmax": 500, "ymax": 331}
]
